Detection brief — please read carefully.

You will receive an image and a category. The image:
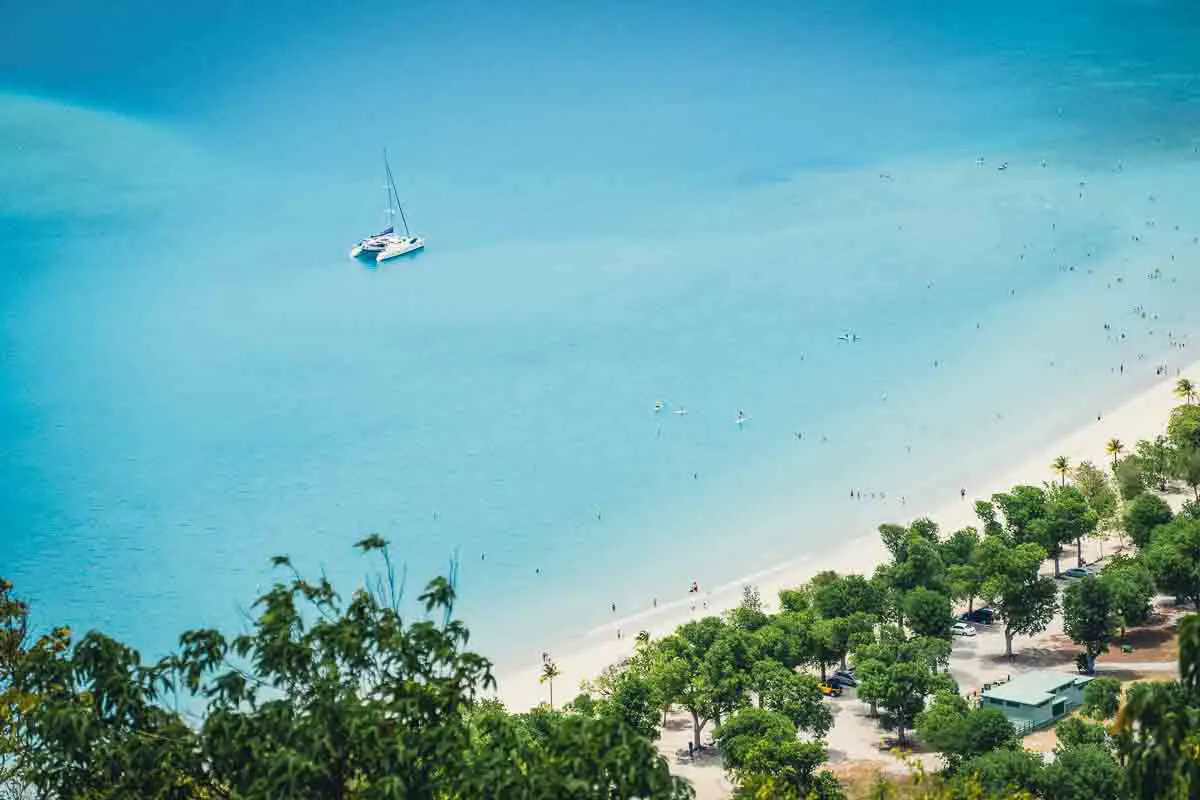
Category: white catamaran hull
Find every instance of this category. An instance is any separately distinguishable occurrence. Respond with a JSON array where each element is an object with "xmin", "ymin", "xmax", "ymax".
[{"xmin": 376, "ymin": 237, "xmax": 425, "ymax": 262}]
